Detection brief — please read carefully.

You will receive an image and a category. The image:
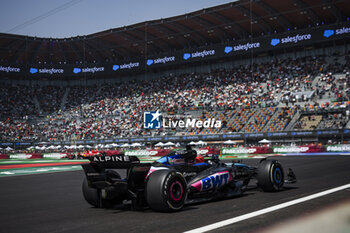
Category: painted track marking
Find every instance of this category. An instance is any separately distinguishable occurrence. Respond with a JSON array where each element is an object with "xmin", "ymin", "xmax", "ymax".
[
  {"xmin": 184, "ymin": 183, "xmax": 350, "ymax": 233},
  {"xmin": 0, "ymin": 165, "xmax": 82, "ymax": 177},
  {"xmin": 0, "ymin": 161, "xmax": 88, "ymax": 169}
]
